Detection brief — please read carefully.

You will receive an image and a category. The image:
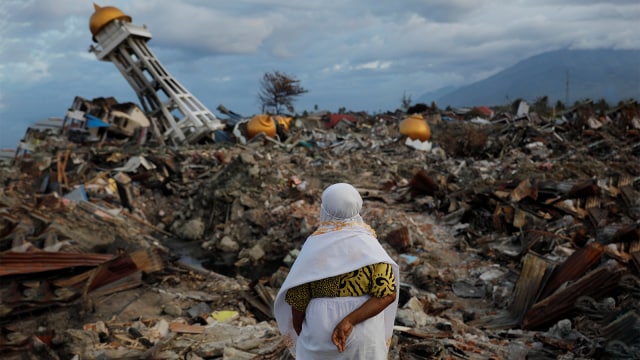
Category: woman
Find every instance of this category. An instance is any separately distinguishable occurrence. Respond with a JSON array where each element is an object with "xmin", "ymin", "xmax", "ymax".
[{"xmin": 274, "ymin": 183, "xmax": 399, "ymax": 359}]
